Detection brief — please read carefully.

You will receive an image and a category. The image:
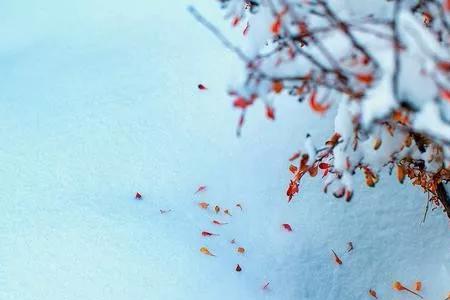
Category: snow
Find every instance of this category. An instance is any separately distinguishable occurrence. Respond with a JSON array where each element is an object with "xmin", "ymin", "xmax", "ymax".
[{"xmin": 0, "ymin": 1, "xmax": 449, "ymax": 300}]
